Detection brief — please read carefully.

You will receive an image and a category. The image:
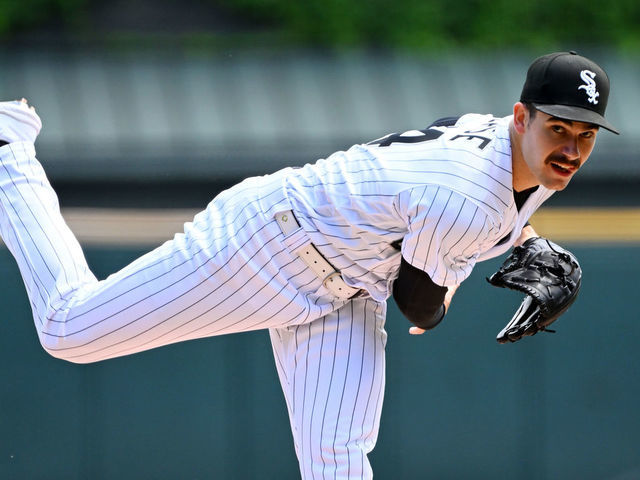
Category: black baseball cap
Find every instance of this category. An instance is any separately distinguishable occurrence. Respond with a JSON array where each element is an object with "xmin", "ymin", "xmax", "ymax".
[{"xmin": 520, "ymin": 51, "xmax": 619, "ymax": 134}]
